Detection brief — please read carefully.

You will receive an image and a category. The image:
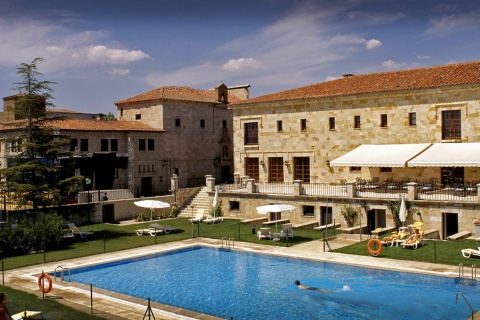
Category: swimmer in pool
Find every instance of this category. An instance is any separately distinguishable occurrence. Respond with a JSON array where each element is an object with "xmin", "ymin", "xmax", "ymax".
[{"xmin": 295, "ymin": 280, "xmax": 329, "ymax": 292}]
